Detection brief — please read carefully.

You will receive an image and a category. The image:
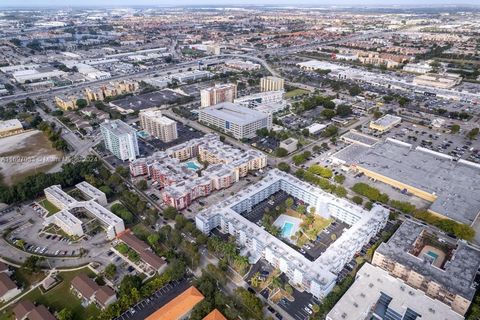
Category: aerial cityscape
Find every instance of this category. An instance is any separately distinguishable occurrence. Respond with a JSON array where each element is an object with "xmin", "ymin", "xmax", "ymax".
[{"xmin": 0, "ymin": 1, "xmax": 478, "ymax": 320}]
